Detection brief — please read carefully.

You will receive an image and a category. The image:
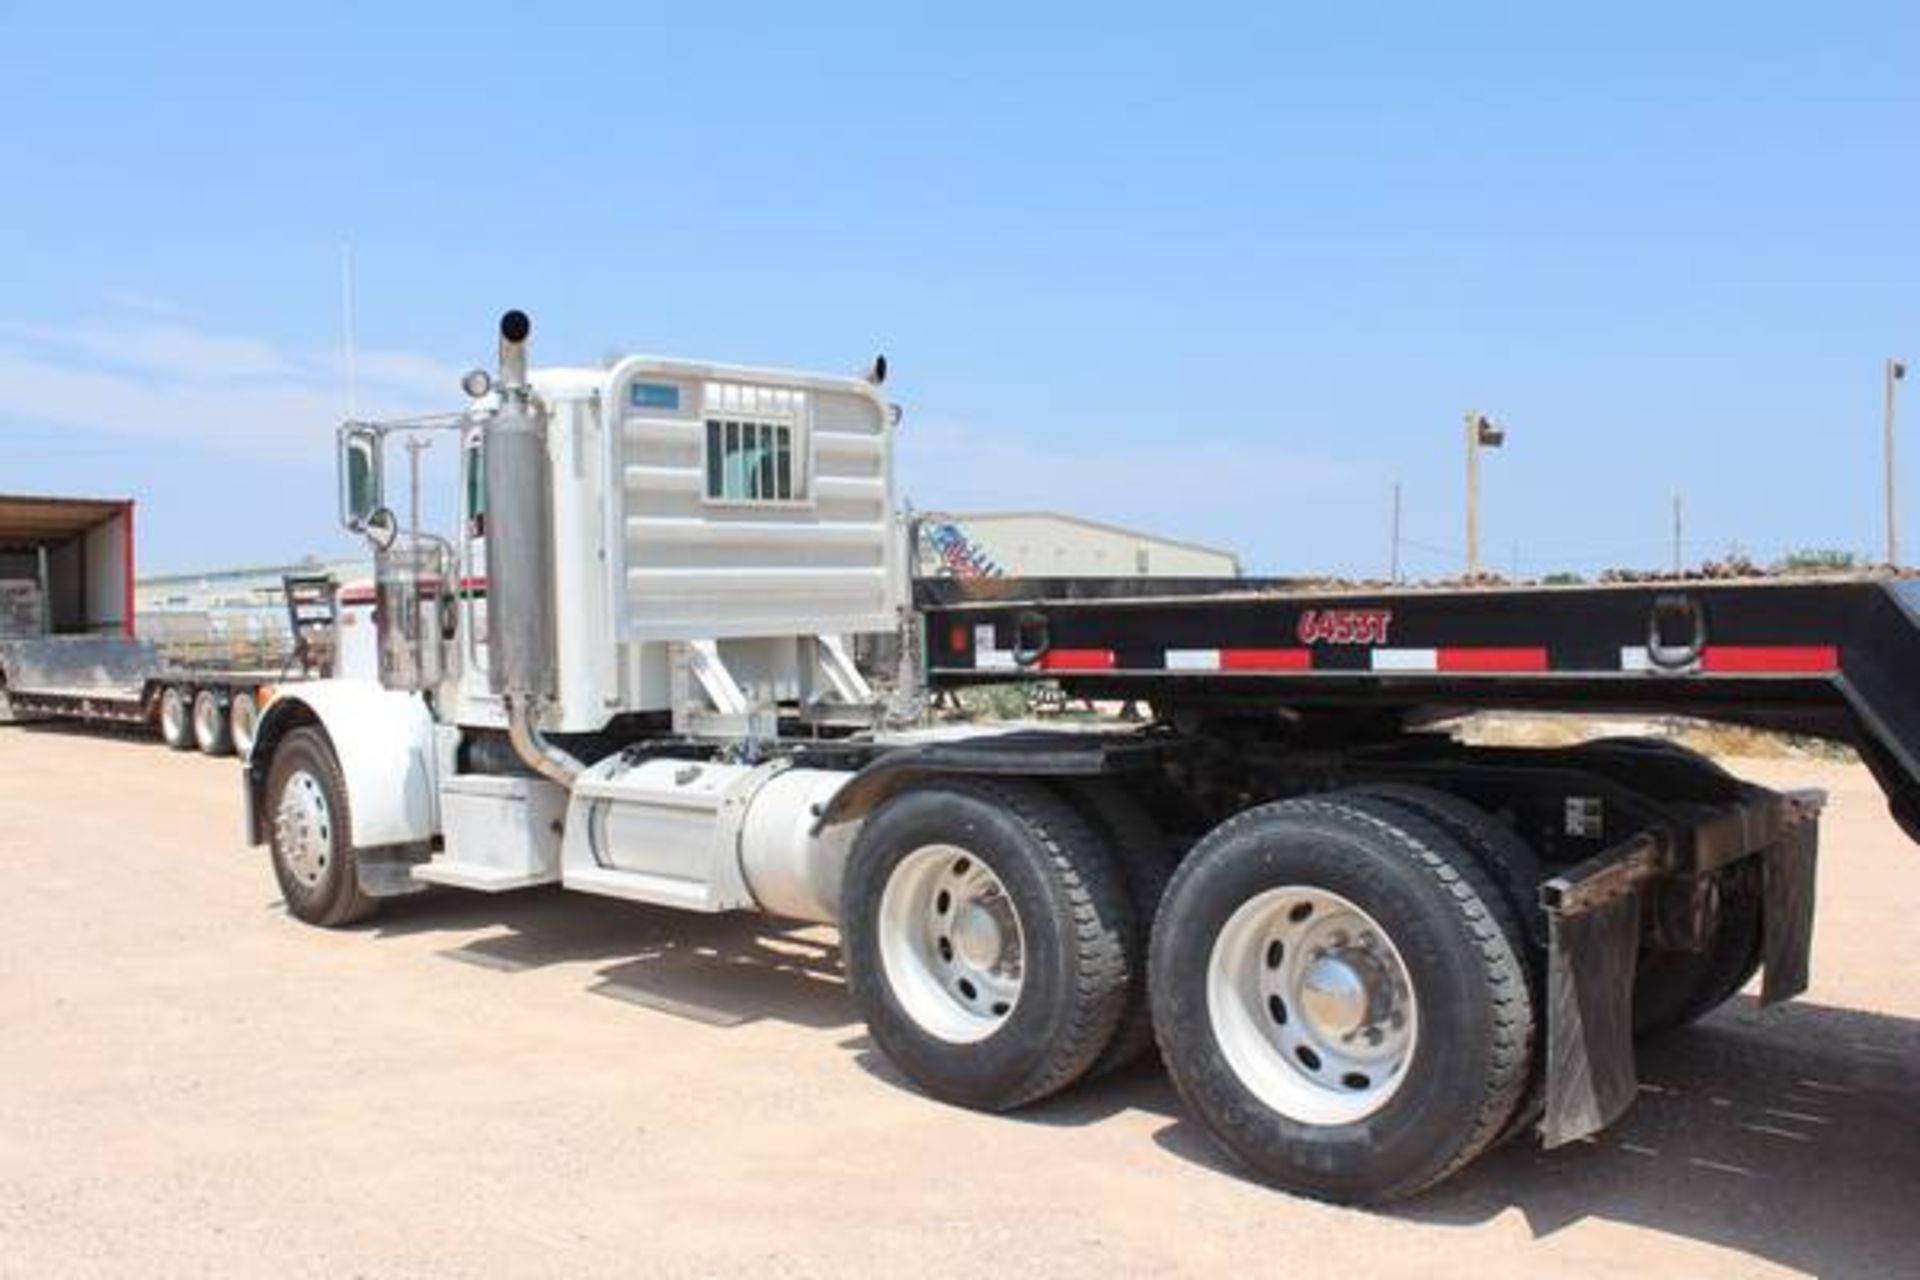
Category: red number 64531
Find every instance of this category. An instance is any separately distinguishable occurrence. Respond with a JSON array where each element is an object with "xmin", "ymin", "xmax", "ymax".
[{"xmin": 1297, "ymin": 609, "xmax": 1392, "ymax": 646}]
